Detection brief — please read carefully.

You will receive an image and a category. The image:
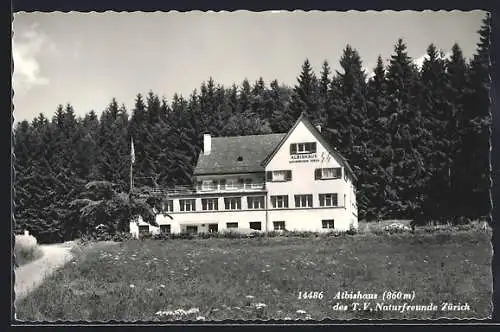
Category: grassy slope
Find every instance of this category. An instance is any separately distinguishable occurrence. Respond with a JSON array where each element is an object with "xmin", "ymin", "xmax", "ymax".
[{"xmin": 16, "ymin": 231, "xmax": 492, "ymax": 321}]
